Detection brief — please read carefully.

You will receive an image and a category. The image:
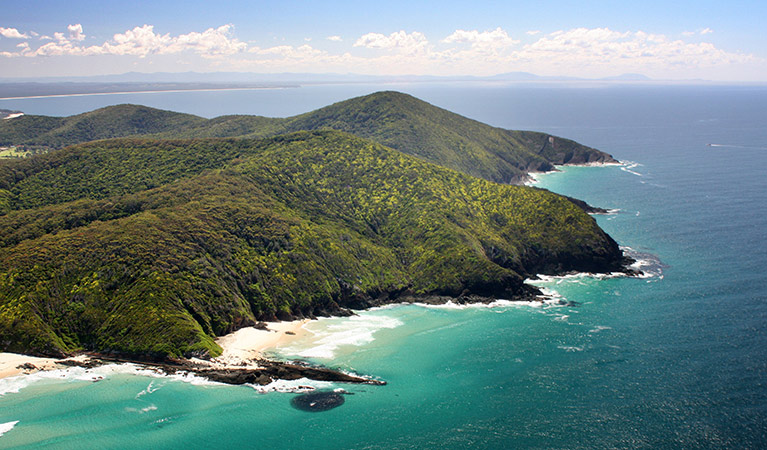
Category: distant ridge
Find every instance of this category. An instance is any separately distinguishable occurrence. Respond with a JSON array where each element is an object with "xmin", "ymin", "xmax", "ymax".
[
  {"xmin": 0, "ymin": 91, "xmax": 616, "ymax": 184},
  {"xmin": 0, "ymin": 70, "xmax": 656, "ymax": 84}
]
